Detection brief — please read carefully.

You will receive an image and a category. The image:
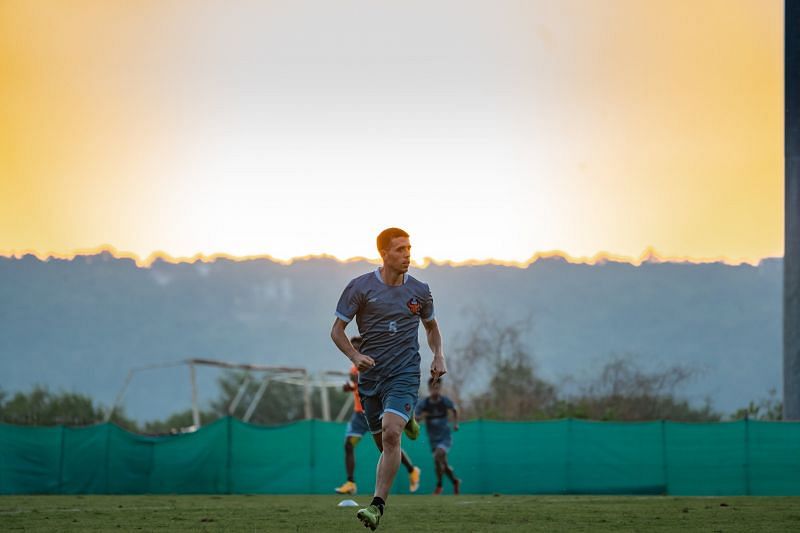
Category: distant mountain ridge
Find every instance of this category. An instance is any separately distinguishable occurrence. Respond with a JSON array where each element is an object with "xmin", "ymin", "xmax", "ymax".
[
  {"xmin": 0, "ymin": 245, "xmax": 767, "ymax": 268},
  {"xmin": 0, "ymin": 253, "xmax": 782, "ymax": 421}
]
